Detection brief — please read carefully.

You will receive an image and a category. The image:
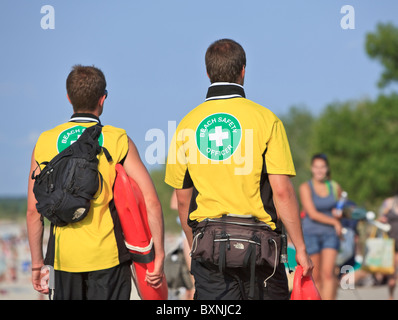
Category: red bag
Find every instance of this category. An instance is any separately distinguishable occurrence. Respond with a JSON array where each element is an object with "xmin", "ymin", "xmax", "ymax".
[{"xmin": 290, "ymin": 265, "xmax": 321, "ymax": 300}]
